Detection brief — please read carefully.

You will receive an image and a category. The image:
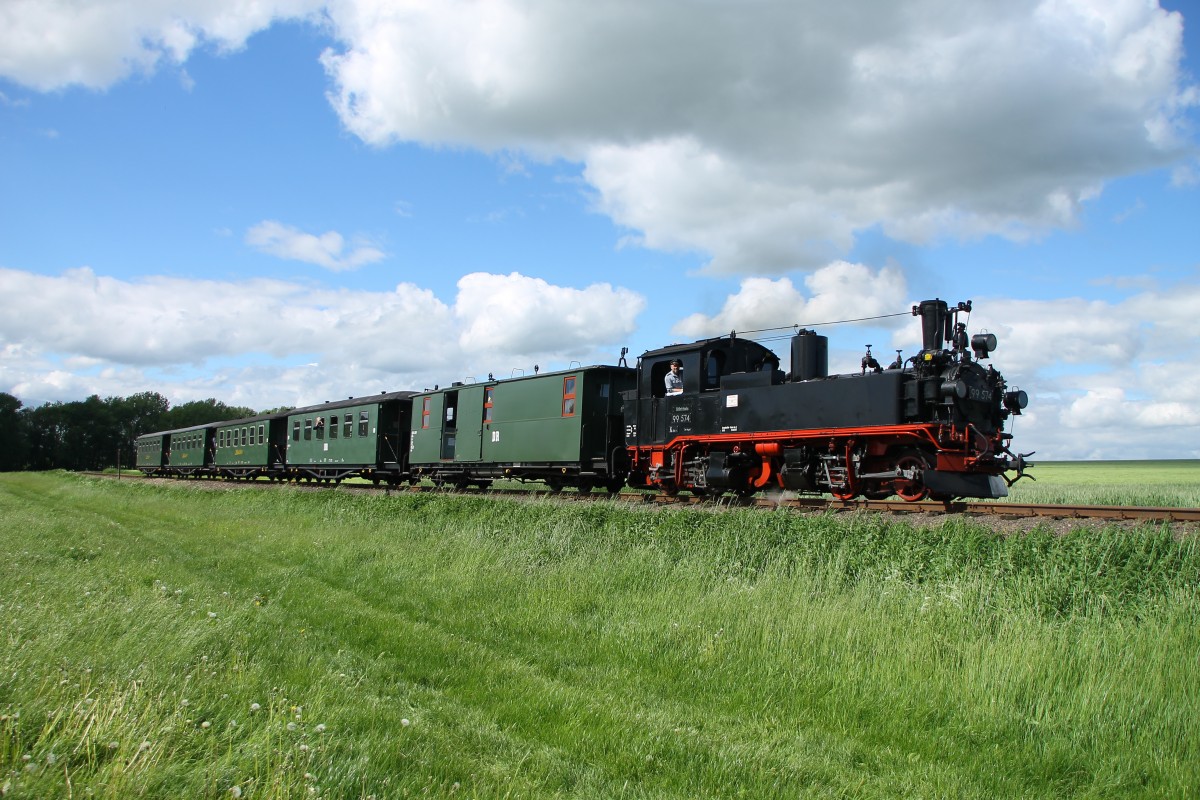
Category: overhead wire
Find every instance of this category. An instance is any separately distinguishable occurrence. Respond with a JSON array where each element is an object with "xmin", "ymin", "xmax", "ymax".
[{"xmin": 734, "ymin": 310, "xmax": 913, "ymax": 343}]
